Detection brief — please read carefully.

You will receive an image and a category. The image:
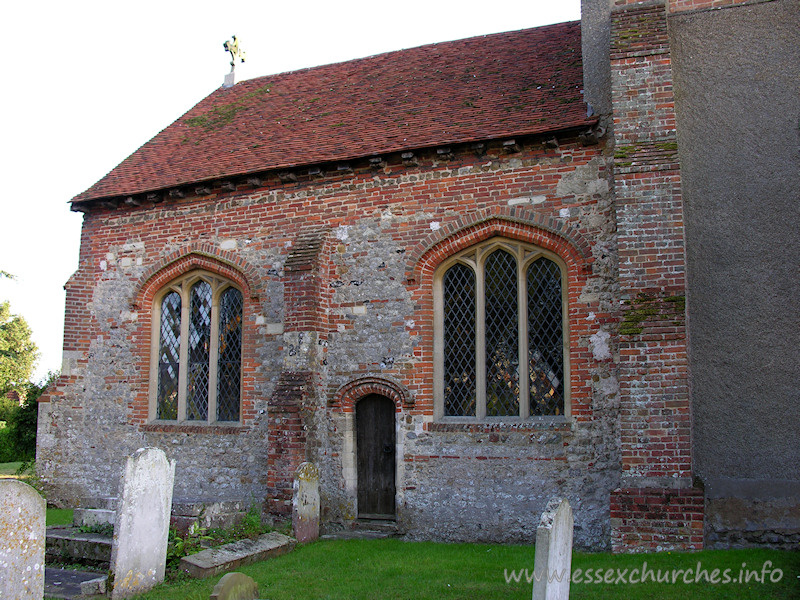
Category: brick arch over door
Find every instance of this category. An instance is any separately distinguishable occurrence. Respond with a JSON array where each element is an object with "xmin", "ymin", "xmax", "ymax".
[{"xmin": 332, "ymin": 377, "xmax": 411, "ymax": 413}]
